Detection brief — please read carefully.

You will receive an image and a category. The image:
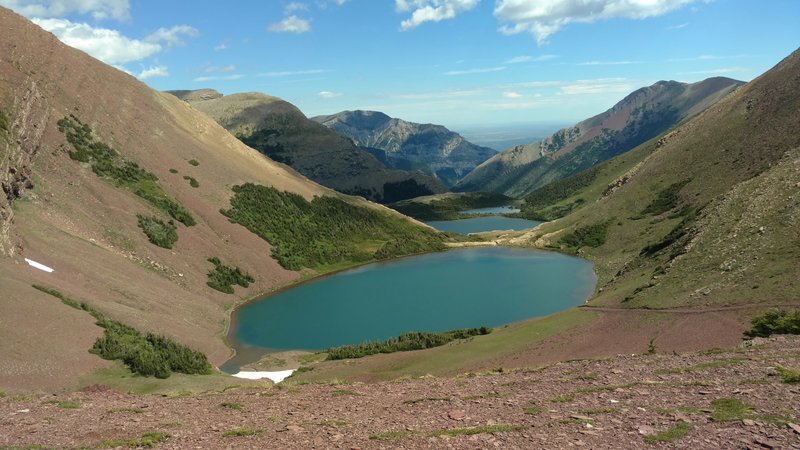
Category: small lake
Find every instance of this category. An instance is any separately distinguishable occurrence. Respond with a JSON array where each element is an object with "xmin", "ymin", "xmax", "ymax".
[
  {"xmin": 426, "ymin": 216, "xmax": 541, "ymax": 234},
  {"xmin": 226, "ymin": 247, "xmax": 595, "ymax": 369},
  {"xmin": 463, "ymin": 206, "xmax": 521, "ymax": 215}
]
